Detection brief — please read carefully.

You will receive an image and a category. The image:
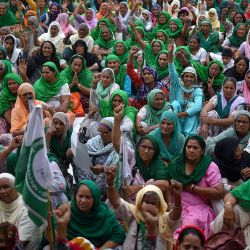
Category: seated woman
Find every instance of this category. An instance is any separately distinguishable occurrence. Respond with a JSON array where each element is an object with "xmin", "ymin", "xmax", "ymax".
[
  {"xmin": 206, "ymin": 110, "xmax": 250, "ymax": 156},
  {"xmin": 199, "ymin": 77, "xmax": 246, "ymax": 138},
  {"xmin": 56, "ymin": 13, "xmax": 77, "ymax": 36},
  {"xmin": 0, "ymin": 173, "xmax": 40, "ymax": 248},
  {"xmin": 106, "ymin": 167, "xmax": 182, "ymax": 249},
  {"xmin": 0, "ymin": 73, "xmax": 23, "ymax": 134},
  {"xmin": 168, "ymin": 43, "xmax": 203, "ymax": 136},
  {"xmin": 111, "ymin": 40, "xmax": 129, "ymax": 65},
  {"xmin": 238, "ymin": 30, "xmax": 250, "ymax": 60},
  {"xmin": 60, "ymin": 55, "xmax": 93, "ymax": 115},
  {"xmin": 237, "ymin": 69, "xmax": 250, "ymax": 111},
  {"xmin": 136, "ymin": 89, "xmax": 171, "ymax": 136},
  {"xmin": 207, "ymin": 8, "xmax": 220, "ymax": 31},
  {"xmin": 96, "ymin": 68, "xmax": 120, "ymax": 101},
  {"xmin": 0, "ymin": 60, "xmax": 13, "ymax": 93},
  {"xmin": 0, "ymin": 2, "xmax": 18, "ymax": 28},
  {"xmin": 56, "ymin": 180, "xmax": 126, "ymax": 248},
  {"xmin": 25, "ymin": 41, "xmax": 61, "ymax": 84},
  {"xmin": 92, "ymin": 27, "xmax": 115, "ymax": 61},
  {"xmin": 10, "ymin": 82, "xmax": 51, "ymax": 136},
  {"xmin": 150, "ymin": 111, "xmax": 185, "ymax": 164},
  {"xmin": 127, "ymin": 47, "xmax": 168, "ymax": 109},
  {"xmin": 34, "ymin": 62, "xmax": 74, "ymax": 124},
  {"xmin": 188, "ymin": 36, "xmax": 207, "ymax": 65},
  {"xmin": 211, "ymin": 179, "xmax": 250, "ymax": 245},
  {"xmin": 168, "ymin": 135, "xmax": 224, "ymax": 238}
]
